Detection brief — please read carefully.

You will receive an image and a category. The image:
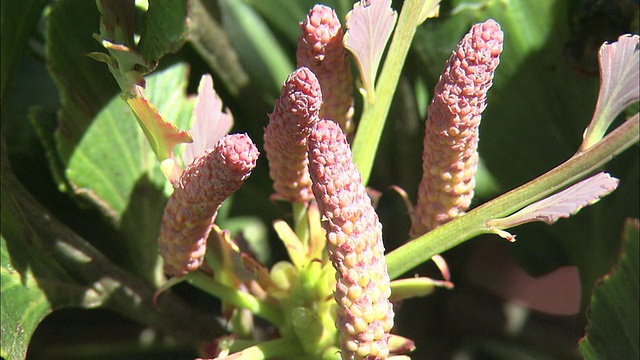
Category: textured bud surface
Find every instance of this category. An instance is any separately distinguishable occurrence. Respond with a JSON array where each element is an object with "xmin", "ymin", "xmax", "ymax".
[
  {"xmin": 264, "ymin": 67, "xmax": 322, "ymax": 203},
  {"xmin": 411, "ymin": 19, "xmax": 504, "ymax": 237},
  {"xmin": 297, "ymin": 5, "xmax": 354, "ymax": 135},
  {"xmin": 308, "ymin": 120, "xmax": 394, "ymax": 360},
  {"xmin": 159, "ymin": 133, "xmax": 259, "ymax": 277}
]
